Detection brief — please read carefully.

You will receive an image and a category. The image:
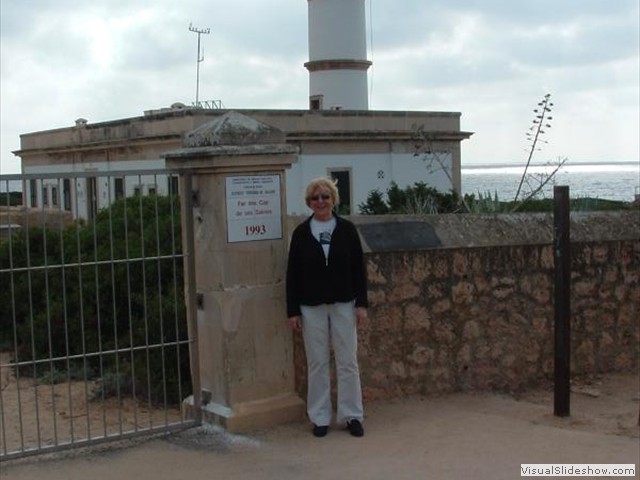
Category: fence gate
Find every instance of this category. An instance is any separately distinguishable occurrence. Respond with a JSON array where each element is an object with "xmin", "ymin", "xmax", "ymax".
[{"xmin": 0, "ymin": 170, "xmax": 200, "ymax": 461}]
